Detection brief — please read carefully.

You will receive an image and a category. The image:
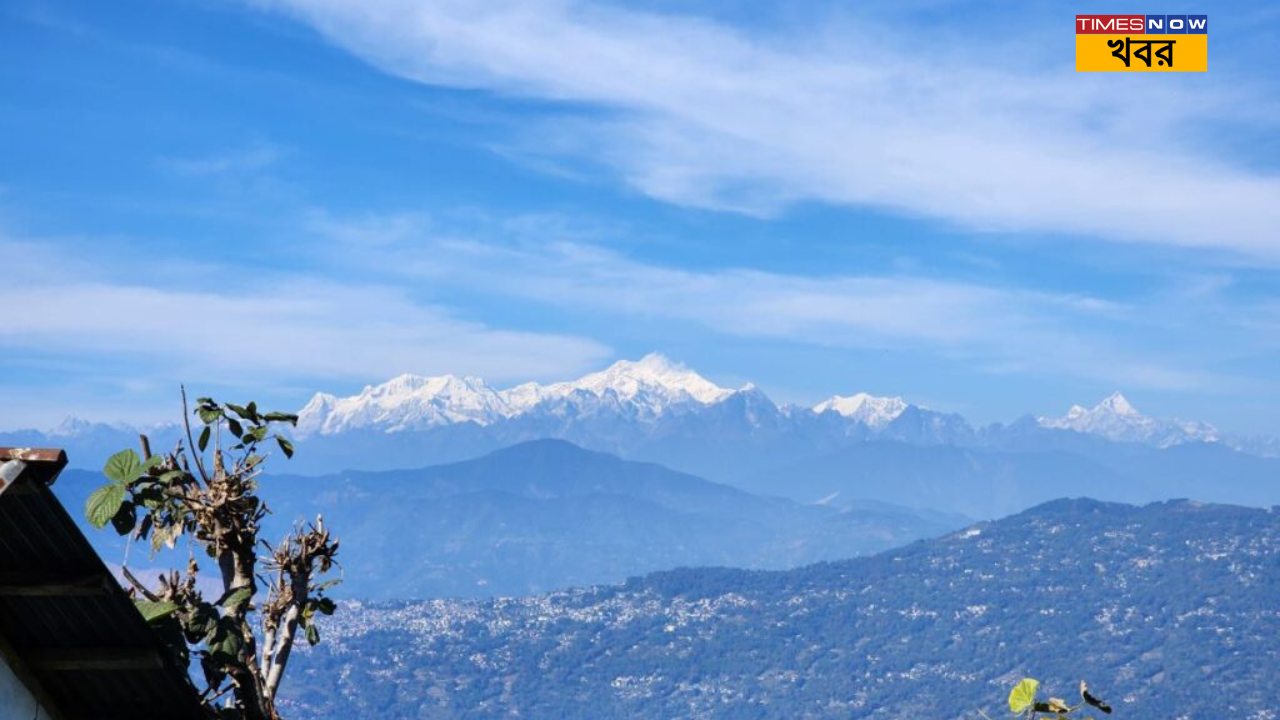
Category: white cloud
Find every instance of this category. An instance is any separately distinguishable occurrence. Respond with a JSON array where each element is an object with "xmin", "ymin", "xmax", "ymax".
[
  {"xmin": 309, "ymin": 213, "xmax": 1207, "ymax": 390},
  {"xmin": 253, "ymin": 0, "xmax": 1280, "ymax": 257},
  {"xmin": 0, "ymin": 238, "xmax": 610, "ymax": 387}
]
